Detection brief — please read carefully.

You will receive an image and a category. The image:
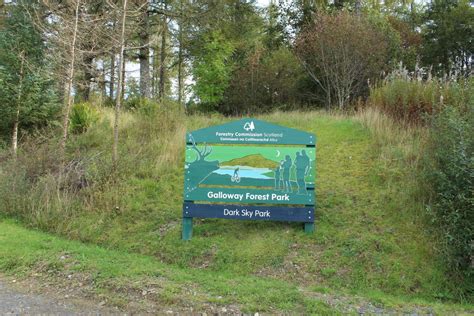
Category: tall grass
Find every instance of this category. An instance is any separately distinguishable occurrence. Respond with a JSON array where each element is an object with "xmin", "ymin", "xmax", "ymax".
[
  {"xmin": 0, "ymin": 101, "xmax": 185, "ymax": 228},
  {"xmin": 0, "ymin": 102, "xmax": 466, "ymax": 301},
  {"xmin": 367, "ymin": 73, "xmax": 474, "ymax": 298},
  {"xmin": 355, "ymin": 107, "xmax": 428, "ymax": 167},
  {"xmin": 368, "ymin": 69, "xmax": 473, "ymax": 124}
]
